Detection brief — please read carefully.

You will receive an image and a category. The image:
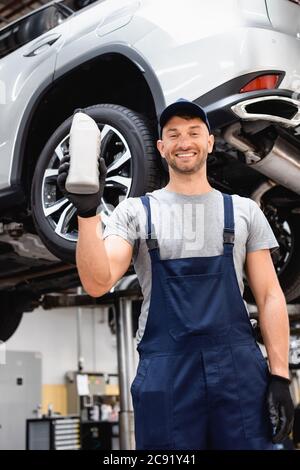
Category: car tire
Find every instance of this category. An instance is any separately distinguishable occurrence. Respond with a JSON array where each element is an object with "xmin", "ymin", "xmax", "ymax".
[
  {"xmin": 31, "ymin": 104, "xmax": 164, "ymax": 263},
  {"xmin": 244, "ymin": 211, "xmax": 300, "ymax": 304},
  {"xmin": 275, "ymin": 214, "xmax": 300, "ymax": 303}
]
